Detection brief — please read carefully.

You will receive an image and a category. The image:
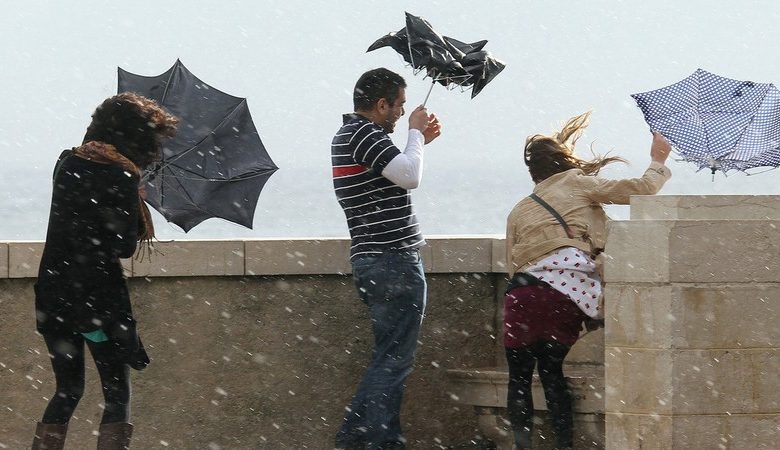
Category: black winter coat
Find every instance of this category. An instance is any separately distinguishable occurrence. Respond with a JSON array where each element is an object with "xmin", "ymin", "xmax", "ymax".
[{"xmin": 35, "ymin": 149, "xmax": 140, "ymax": 334}]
